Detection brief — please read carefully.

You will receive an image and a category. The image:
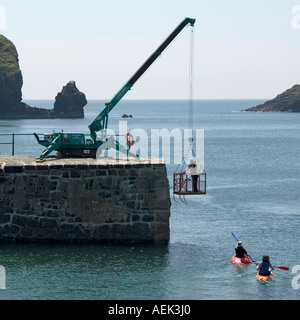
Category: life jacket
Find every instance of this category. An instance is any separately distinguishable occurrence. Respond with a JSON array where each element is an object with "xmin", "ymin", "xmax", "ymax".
[{"xmin": 259, "ymin": 261, "xmax": 271, "ymax": 275}]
